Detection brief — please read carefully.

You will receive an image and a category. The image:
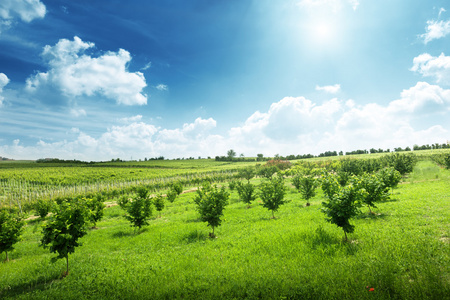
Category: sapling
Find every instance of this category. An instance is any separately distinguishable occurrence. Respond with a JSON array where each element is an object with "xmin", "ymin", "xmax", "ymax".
[
  {"xmin": 86, "ymin": 194, "xmax": 106, "ymax": 228},
  {"xmin": 321, "ymin": 182, "xmax": 365, "ymax": 241},
  {"xmin": 359, "ymin": 173, "xmax": 389, "ymax": 213},
  {"xmin": 0, "ymin": 209, "xmax": 24, "ymax": 262},
  {"xmin": 153, "ymin": 194, "xmax": 165, "ymax": 217},
  {"xmin": 34, "ymin": 198, "xmax": 53, "ymax": 220},
  {"xmin": 194, "ymin": 182, "xmax": 229, "ymax": 237},
  {"xmin": 292, "ymin": 174, "xmax": 319, "ymax": 206},
  {"xmin": 119, "ymin": 186, "xmax": 153, "ymax": 233},
  {"xmin": 259, "ymin": 176, "xmax": 287, "ymax": 218},
  {"xmin": 166, "ymin": 189, "xmax": 177, "ymax": 203},
  {"xmin": 41, "ymin": 198, "xmax": 90, "ymax": 275},
  {"xmin": 236, "ymin": 181, "xmax": 257, "ymax": 208},
  {"xmin": 238, "ymin": 167, "xmax": 255, "ymax": 183},
  {"xmin": 377, "ymin": 167, "xmax": 402, "ymax": 194}
]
